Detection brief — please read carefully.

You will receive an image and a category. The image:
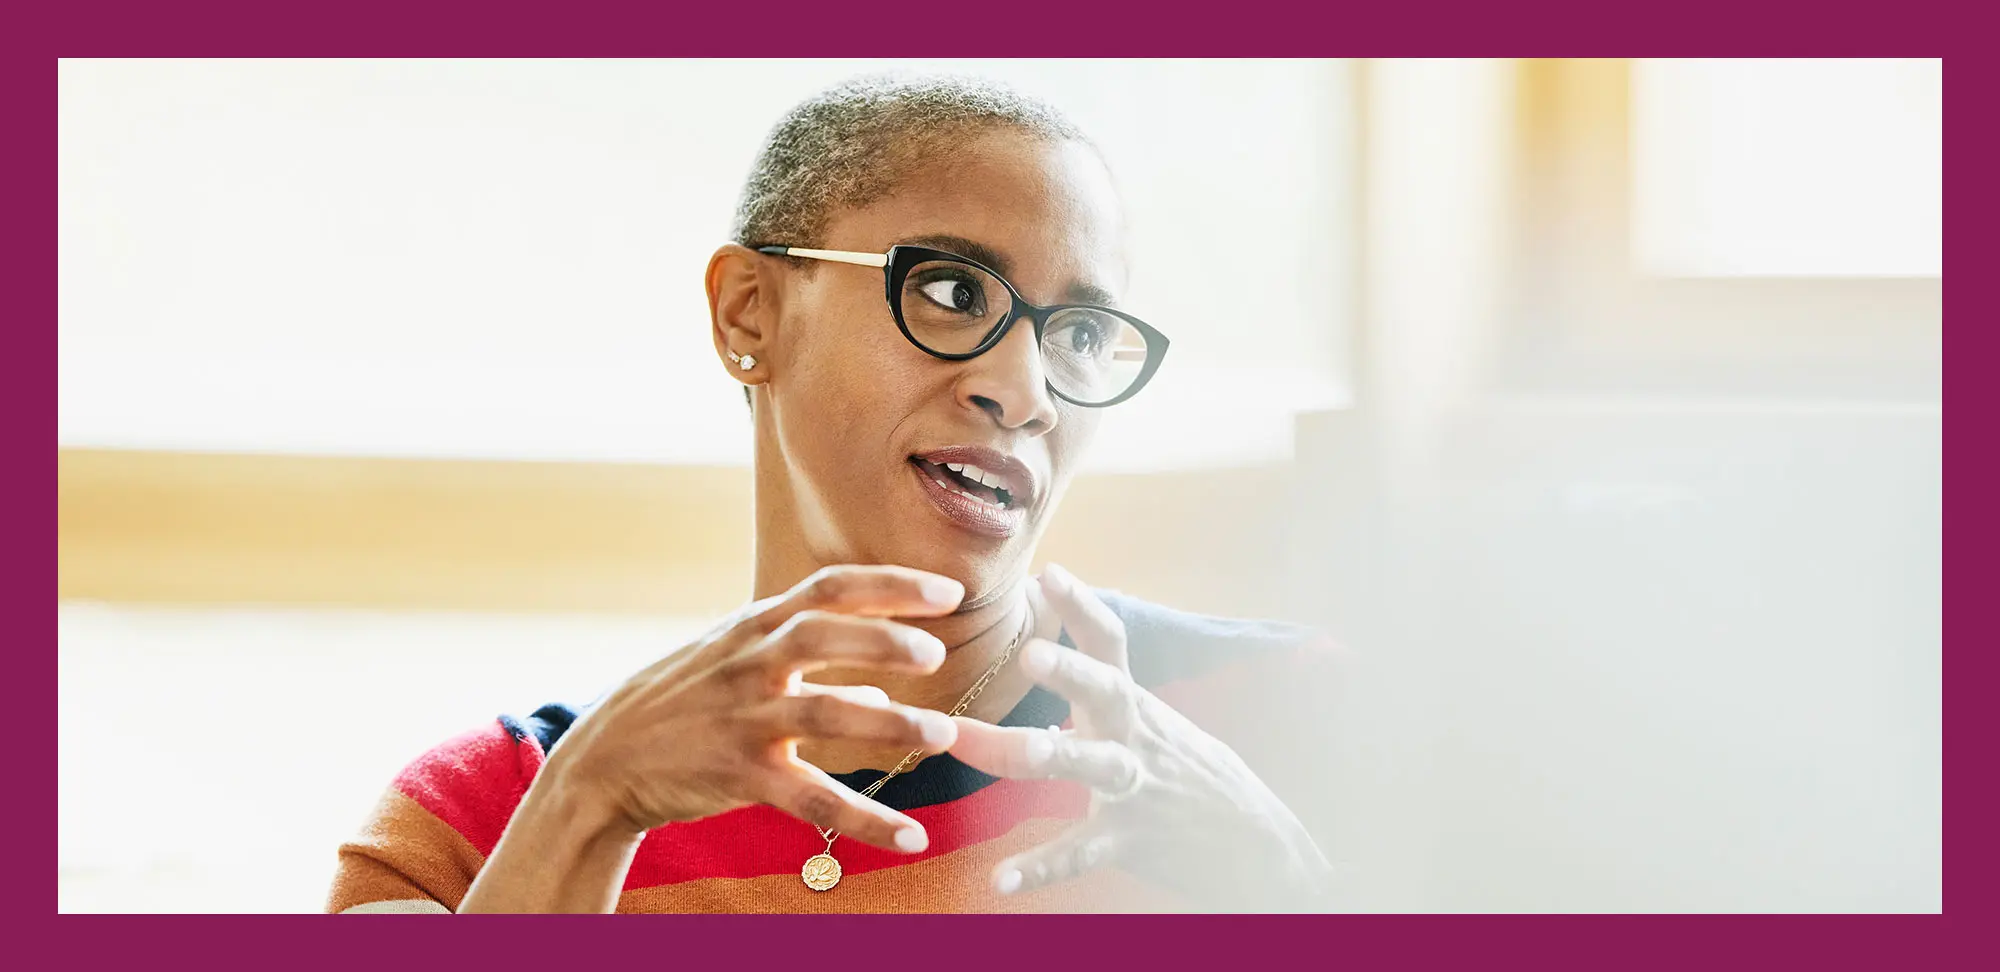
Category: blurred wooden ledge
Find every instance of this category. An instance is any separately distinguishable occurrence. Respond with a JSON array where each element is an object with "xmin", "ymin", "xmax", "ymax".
[{"xmin": 58, "ymin": 449, "xmax": 1301, "ymax": 619}]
